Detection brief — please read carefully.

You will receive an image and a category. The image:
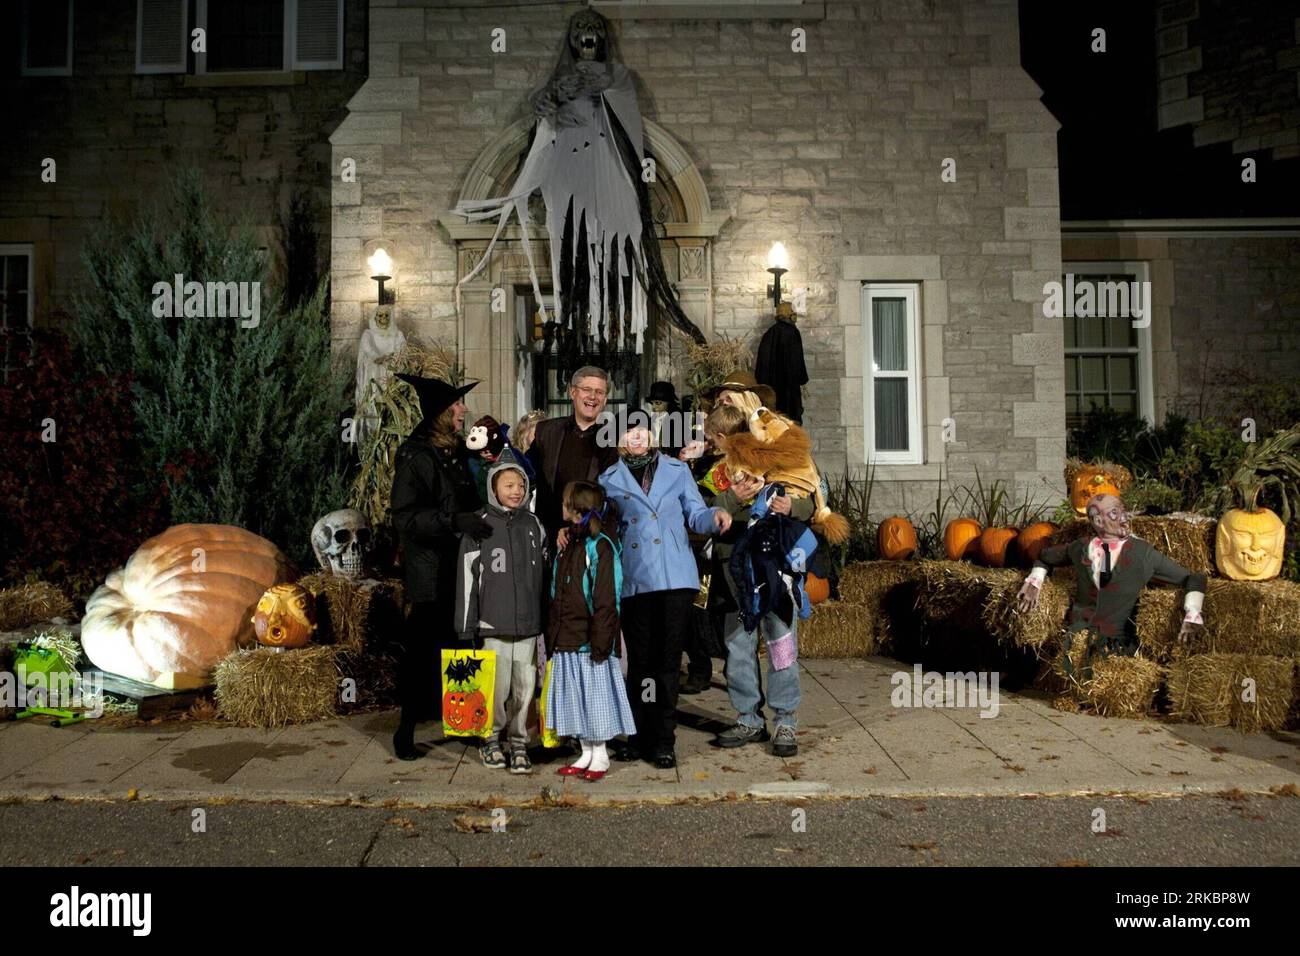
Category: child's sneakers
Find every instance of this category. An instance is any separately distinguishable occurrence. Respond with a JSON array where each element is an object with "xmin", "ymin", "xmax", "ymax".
[
  {"xmin": 772, "ymin": 725, "xmax": 798, "ymax": 757},
  {"xmin": 480, "ymin": 741, "xmax": 507, "ymax": 768},
  {"xmin": 509, "ymin": 749, "xmax": 533, "ymax": 775}
]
